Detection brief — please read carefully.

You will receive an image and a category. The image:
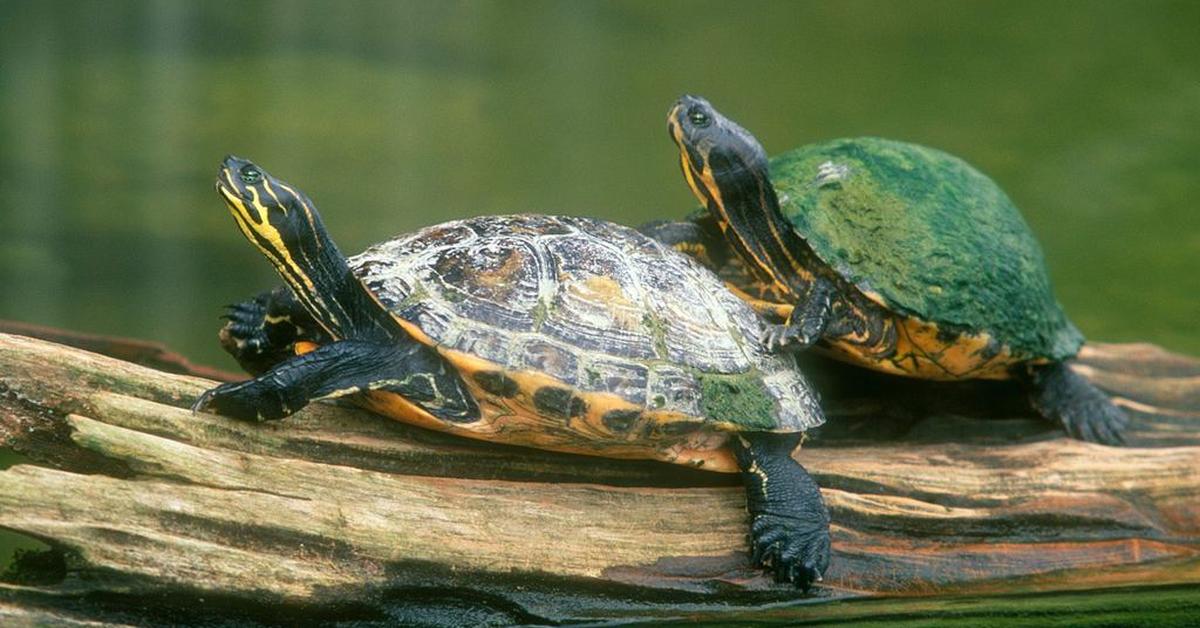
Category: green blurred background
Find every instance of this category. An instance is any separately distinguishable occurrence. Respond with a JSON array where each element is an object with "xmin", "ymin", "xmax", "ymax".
[{"xmin": 0, "ymin": 0, "xmax": 1197, "ymax": 608}]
